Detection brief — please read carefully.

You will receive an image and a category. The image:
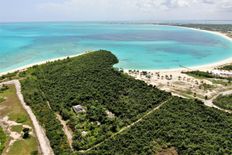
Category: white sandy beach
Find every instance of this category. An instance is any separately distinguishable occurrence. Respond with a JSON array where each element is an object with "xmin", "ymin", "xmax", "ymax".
[
  {"xmin": 142, "ymin": 25, "xmax": 232, "ymax": 72},
  {"xmin": 141, "ymin": 25, "xmax": 232, "ymax": 72},
  {"xmin": 1, "ymin": 26, "xmax": 232, "ymax": 76},
  {"xmin": 0, "ymin": 51, "xmax": 90, "ymax": 76}
]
